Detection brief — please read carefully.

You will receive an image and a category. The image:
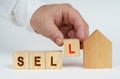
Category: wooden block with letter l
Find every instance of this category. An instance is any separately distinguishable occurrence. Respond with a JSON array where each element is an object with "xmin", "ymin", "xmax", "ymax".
[
  {"xmin": 30, "ymin": 51, "xmax": 45, "ymax": 69},
  {"xmin": 64, "ymin": 39, "xmax": 80, "ymax": 57},
  {"xmin": 13, "ymin": 51, "xmax": 29, "ymax": 69},
  {"xmin": 83, "ymin": 30, "xmax": 112, "ymax": 68},
  {"xmin": 45, "ymin": 50, "xmax": 62, "ymax": 69}
]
